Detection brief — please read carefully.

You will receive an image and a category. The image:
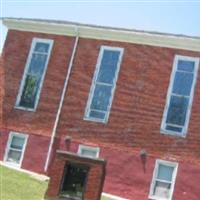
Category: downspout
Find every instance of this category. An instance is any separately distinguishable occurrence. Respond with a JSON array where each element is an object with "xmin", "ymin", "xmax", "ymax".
[{"xmin": 44, "ymin": 27, "xmax": 79, "ymax": 172}]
